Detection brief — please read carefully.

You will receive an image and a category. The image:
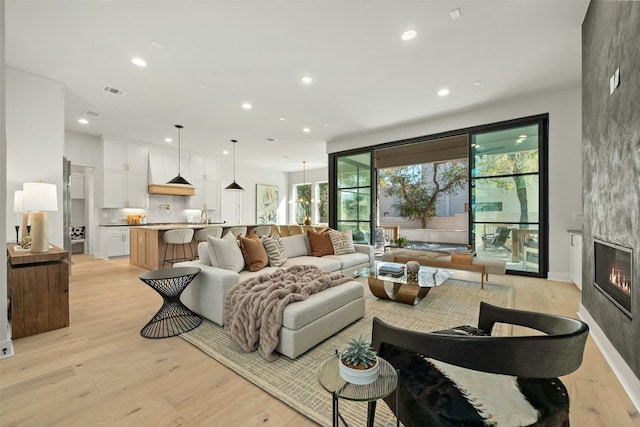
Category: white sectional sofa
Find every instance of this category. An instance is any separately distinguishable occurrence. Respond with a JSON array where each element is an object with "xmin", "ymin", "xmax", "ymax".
[{"xmin": 175, "ymin": 232, "xmax": 374, "ymax": 358}]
